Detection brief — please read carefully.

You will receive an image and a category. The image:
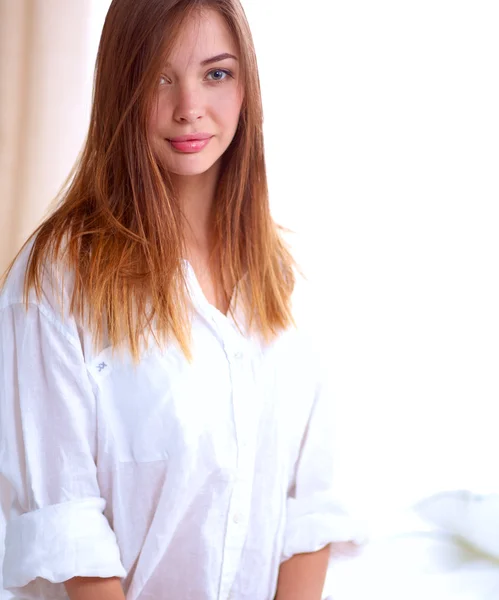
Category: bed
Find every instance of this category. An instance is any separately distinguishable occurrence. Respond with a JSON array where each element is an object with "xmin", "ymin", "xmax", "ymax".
[{"xmin": 323, "ymin": 503, "xmax": 499, "ymax": 600}]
